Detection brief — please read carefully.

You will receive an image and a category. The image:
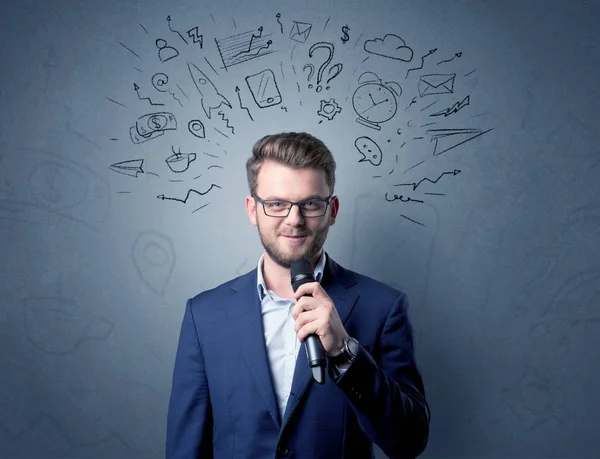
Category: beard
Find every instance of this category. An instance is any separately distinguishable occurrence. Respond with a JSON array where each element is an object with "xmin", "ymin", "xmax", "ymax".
[{"xmin": 256, "ymin": 219, "xmax": 329, "ymax": 268}]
